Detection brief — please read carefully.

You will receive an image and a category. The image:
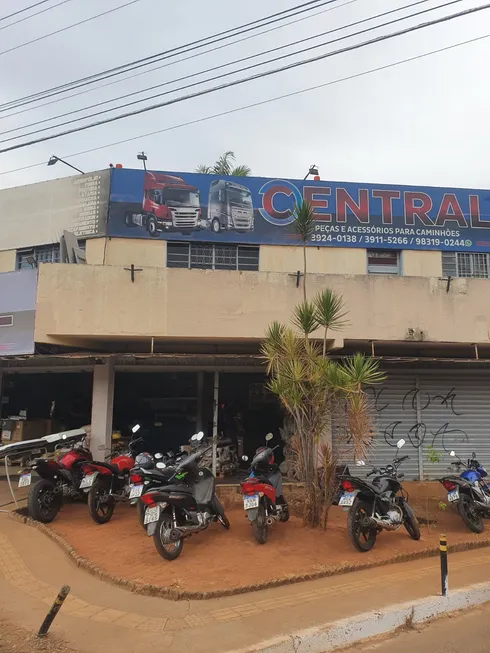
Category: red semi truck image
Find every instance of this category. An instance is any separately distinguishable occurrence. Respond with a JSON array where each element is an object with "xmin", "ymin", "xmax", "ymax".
[{"xmin": 124, "ymin": 172, "xmax": 201, "ymax": 236}]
